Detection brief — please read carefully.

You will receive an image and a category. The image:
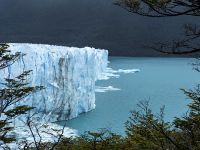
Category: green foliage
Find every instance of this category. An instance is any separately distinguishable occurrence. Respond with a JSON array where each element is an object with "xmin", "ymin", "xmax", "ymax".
[
  {"xmin": 172, "ymin": 87, "xmax": 200, "ymax": 150},
  {"xmin": 122, "ymin": 86, "xmax": 200, "ymax": 150},
  {"xmin": 76, "ymin": 130, "xmax": 124, "ymax": 150},
  {"xmin": 46, "ymin": 129, "xmax": 124, "ymax": 150},
  {"xmin": 5, "ymin": 105, "xmax": 34, "ymax": 118},
  {"xmin": 50, "ymin": 86, "xmax": 200, "ymax": 150},
  {"xmin": 0, "ymin": 43, "xmax": 43, "ymax": 145},
  {"xmin": 125, "ymin": 101, "xmax": 175, "ymax": 150},
  {"xmin": 0, "ymin": 43, "xmax": 21, "ymax": 69}
]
